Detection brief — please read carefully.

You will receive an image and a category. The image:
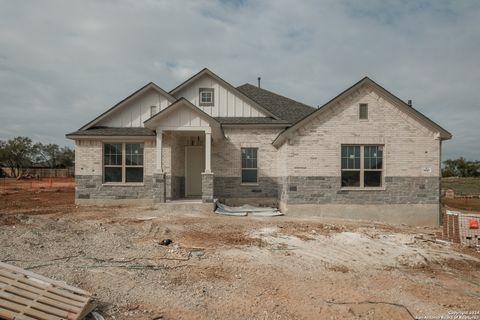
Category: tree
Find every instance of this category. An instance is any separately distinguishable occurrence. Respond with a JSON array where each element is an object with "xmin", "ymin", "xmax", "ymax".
[
  {"xmin": 57, "ymin": 146, "xmax": 74, "ymax": 168},
  {"xmin": 0, "ymin": 137, "xmax": 36, "ymax": 178},
  {"xmin": 443, "ymin": 157, "xmax": 480, "ymax": 177}
]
